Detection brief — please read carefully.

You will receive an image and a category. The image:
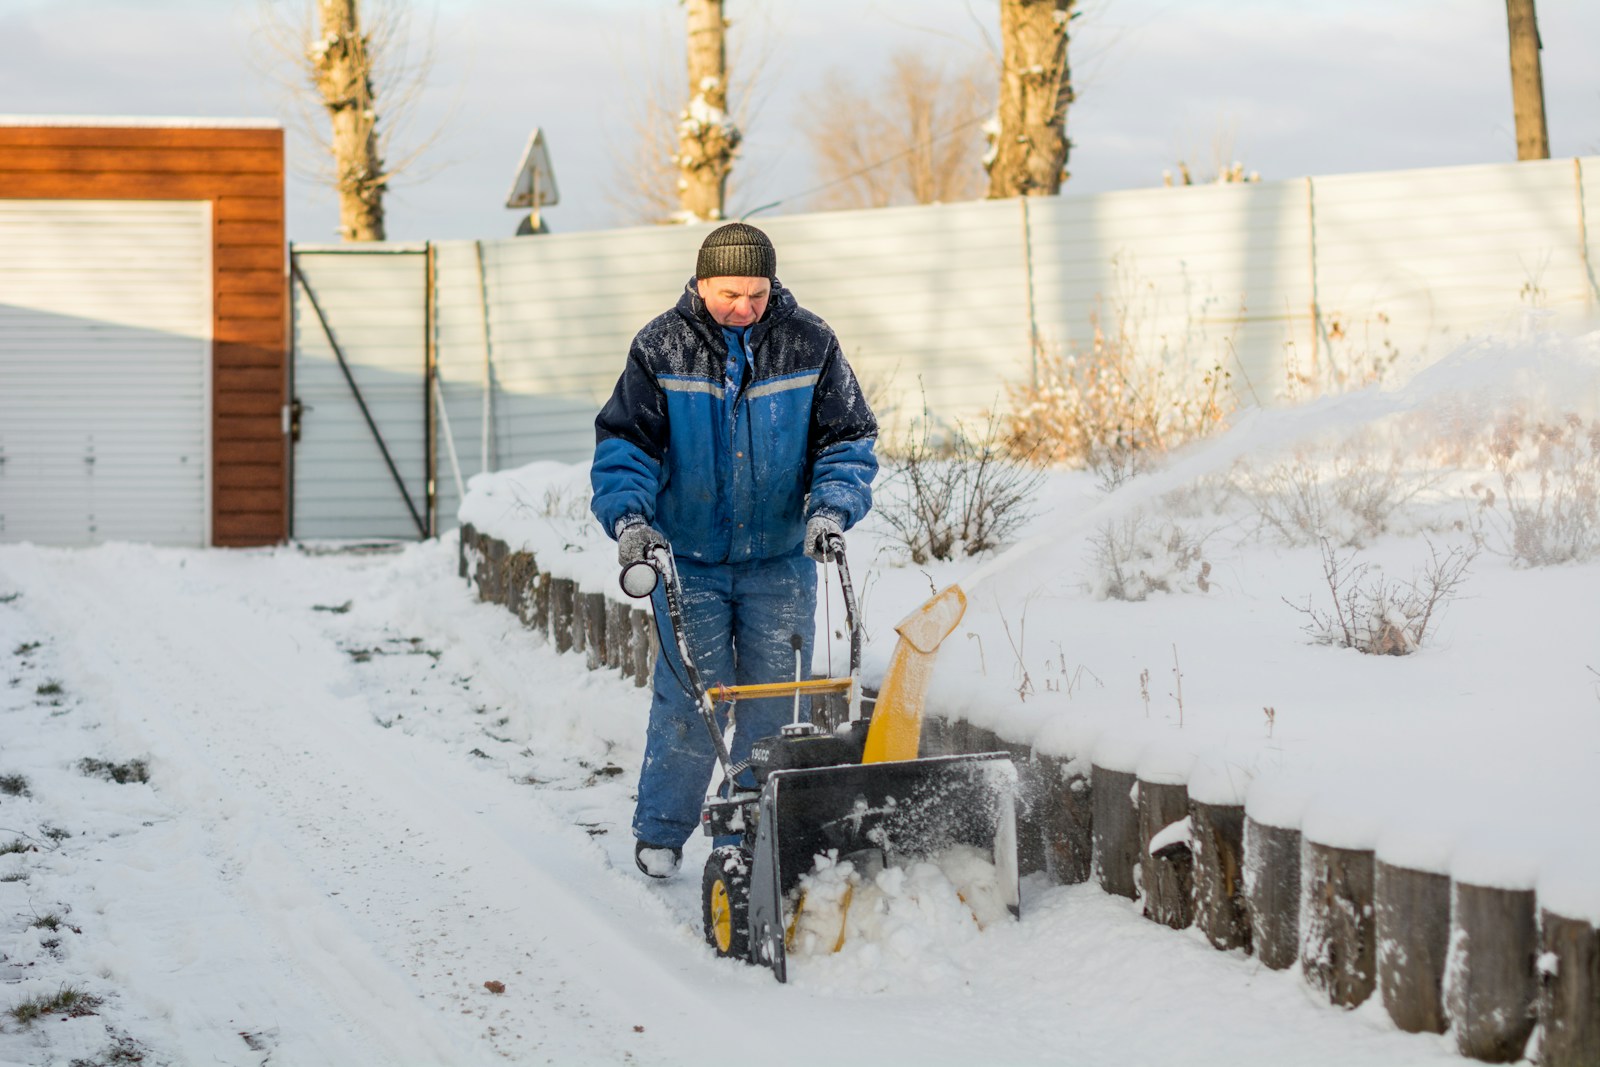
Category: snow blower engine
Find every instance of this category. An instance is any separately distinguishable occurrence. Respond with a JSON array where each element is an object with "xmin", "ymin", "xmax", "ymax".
[{"xmin": 621, "ymin": 535, "xmax": 1019, "ymax": 982}]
